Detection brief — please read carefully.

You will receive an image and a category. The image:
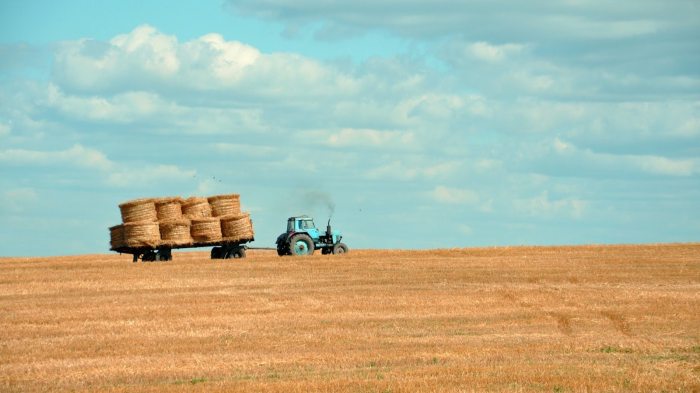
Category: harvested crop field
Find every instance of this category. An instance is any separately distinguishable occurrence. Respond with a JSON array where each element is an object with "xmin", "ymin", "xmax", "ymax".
[{"xmin": 1, "ymin": 244, "xmax": 698, "ymax": 392}]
